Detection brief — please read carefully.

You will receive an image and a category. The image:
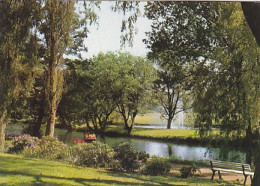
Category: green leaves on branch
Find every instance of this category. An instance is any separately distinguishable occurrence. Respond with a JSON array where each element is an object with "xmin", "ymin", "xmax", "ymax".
[{"xmin": 59, "ymin": 52, "xmax": 156, "ymax": 134}]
